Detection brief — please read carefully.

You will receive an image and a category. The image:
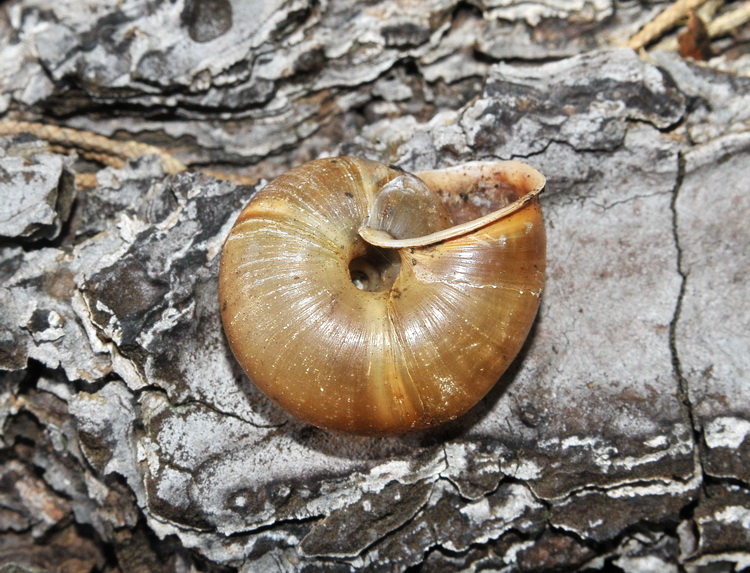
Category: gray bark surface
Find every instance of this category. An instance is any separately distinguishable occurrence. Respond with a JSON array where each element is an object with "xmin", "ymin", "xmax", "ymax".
[{"xmin": 1, "ymin": 1, "xmax": 749, "ymax": 571}]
